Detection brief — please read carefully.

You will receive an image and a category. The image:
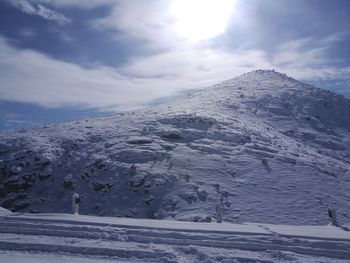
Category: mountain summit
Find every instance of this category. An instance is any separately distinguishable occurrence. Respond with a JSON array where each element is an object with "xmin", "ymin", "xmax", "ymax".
[{"xmin": 1, "ymin": 70, "xmax": 349, "ymax": 225}]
